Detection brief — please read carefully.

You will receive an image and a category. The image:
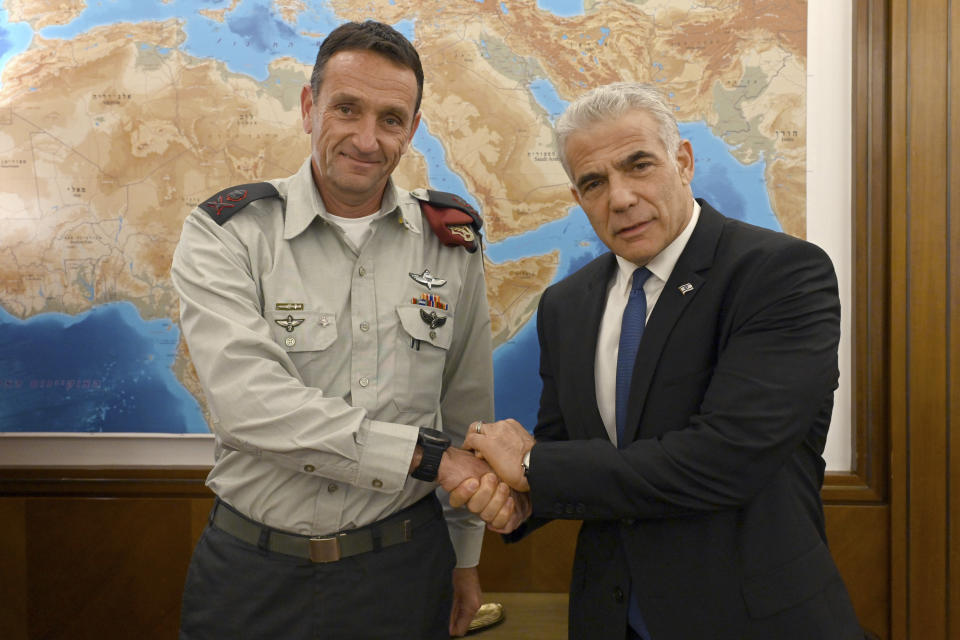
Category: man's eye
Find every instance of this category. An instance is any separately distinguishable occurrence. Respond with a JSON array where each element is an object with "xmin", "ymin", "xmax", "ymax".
[{"xmin": 338, "ymin": 105, "xmax": 353, "ymax": 115}]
